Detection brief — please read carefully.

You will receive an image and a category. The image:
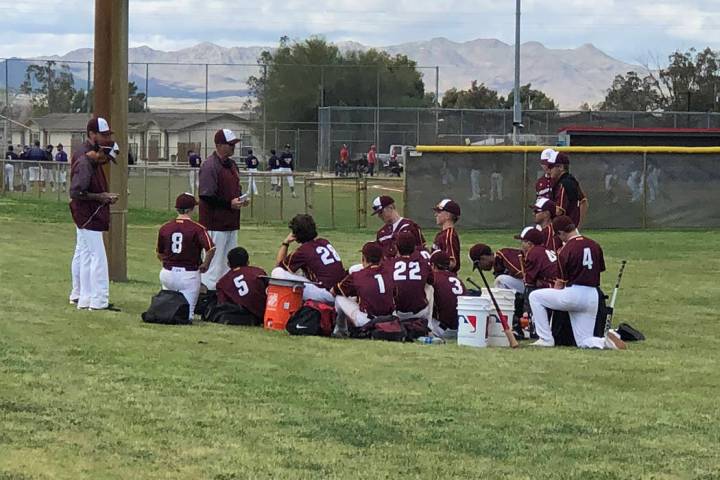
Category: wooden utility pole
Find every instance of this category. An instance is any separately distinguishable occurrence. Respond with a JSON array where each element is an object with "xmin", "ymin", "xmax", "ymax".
[{"xmin": 94, "ymin": 0, "xmax": 129, "ymax": 281}]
